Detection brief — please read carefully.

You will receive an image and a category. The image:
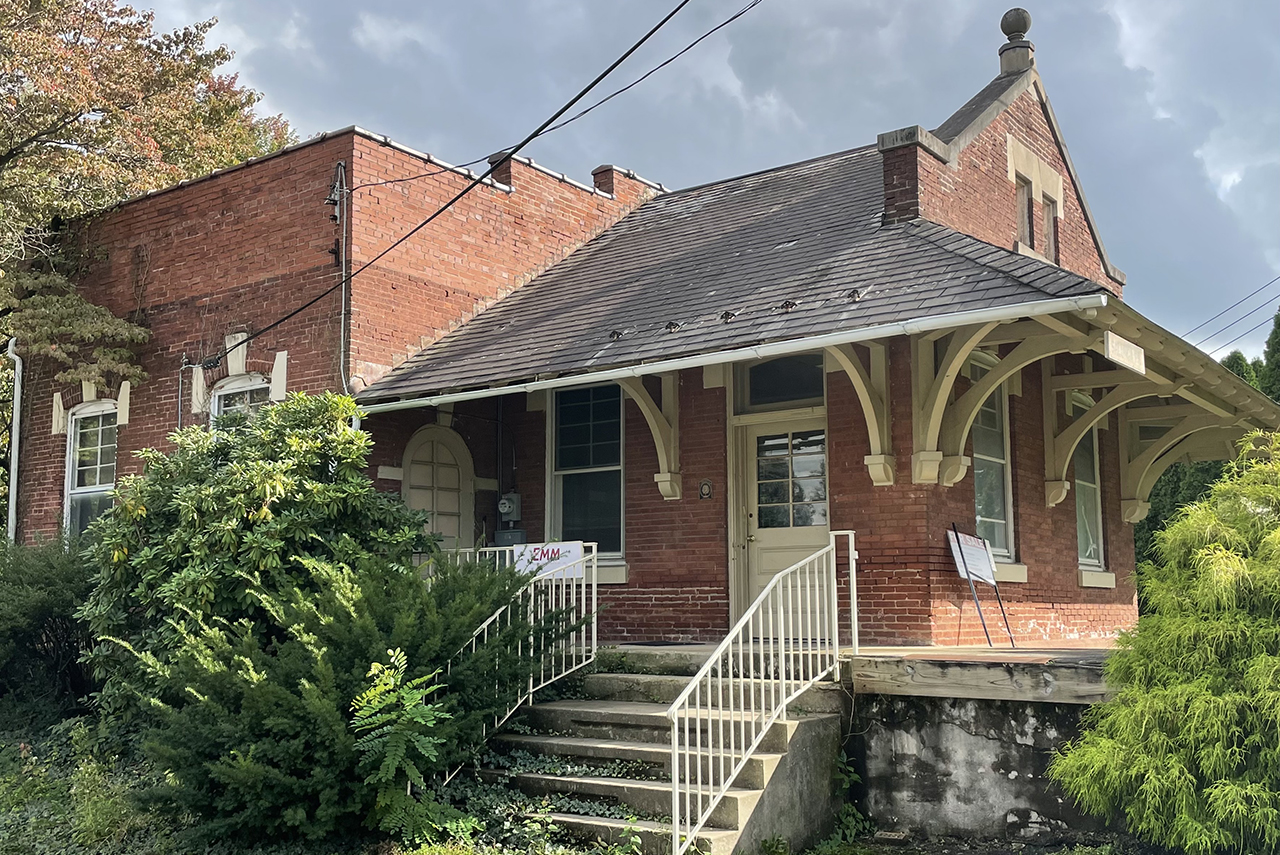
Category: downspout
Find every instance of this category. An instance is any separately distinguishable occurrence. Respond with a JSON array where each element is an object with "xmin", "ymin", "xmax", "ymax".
[{"xmin": 6, "ymin": 338, "xmax": 22, "ymax": 542}]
